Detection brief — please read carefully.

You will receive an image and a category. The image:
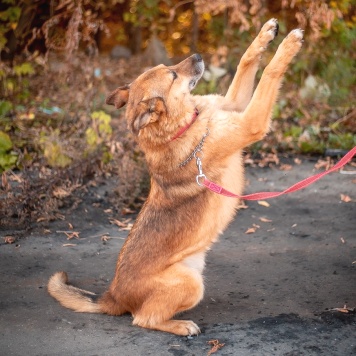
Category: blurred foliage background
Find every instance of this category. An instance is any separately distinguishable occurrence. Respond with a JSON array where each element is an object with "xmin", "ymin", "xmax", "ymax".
[{"xmin": 0, "ymin": 0, "xmax": 355, "ymax": 227}]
